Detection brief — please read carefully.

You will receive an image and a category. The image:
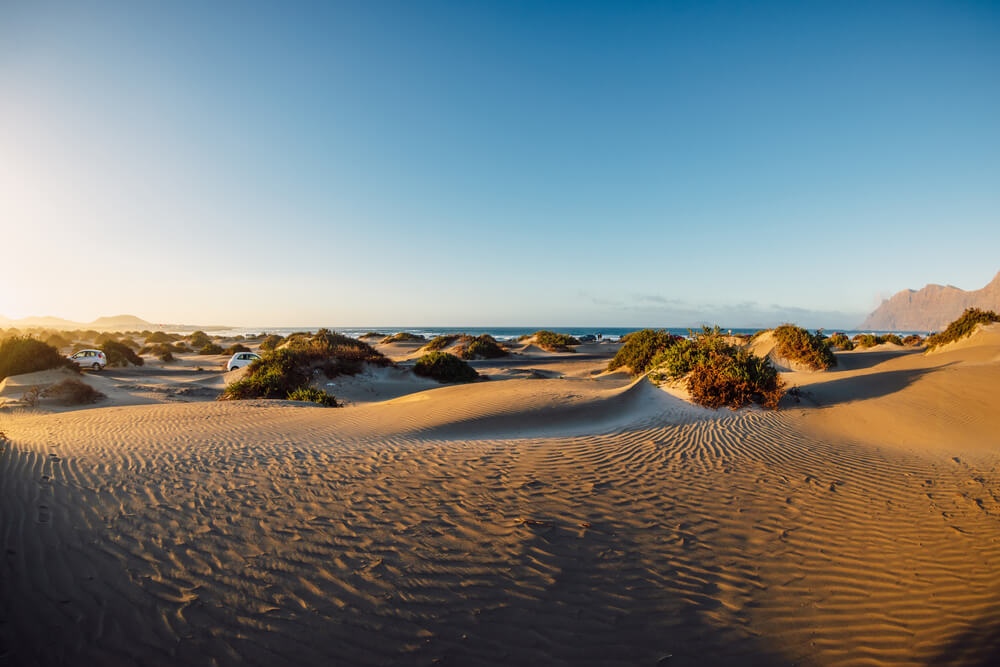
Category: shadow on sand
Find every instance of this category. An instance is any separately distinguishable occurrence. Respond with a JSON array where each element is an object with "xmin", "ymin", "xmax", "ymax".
[
  {"xmin": 788, "ymin": 364, "xmax": 954, "ymax": 408},
  {"xmin": 927, "ymin": 609, "xmax": 1000, "ymax": 666},
  {"xmin": 832, "ymin": 347, "xmax": 925, "ymax": 372}
]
